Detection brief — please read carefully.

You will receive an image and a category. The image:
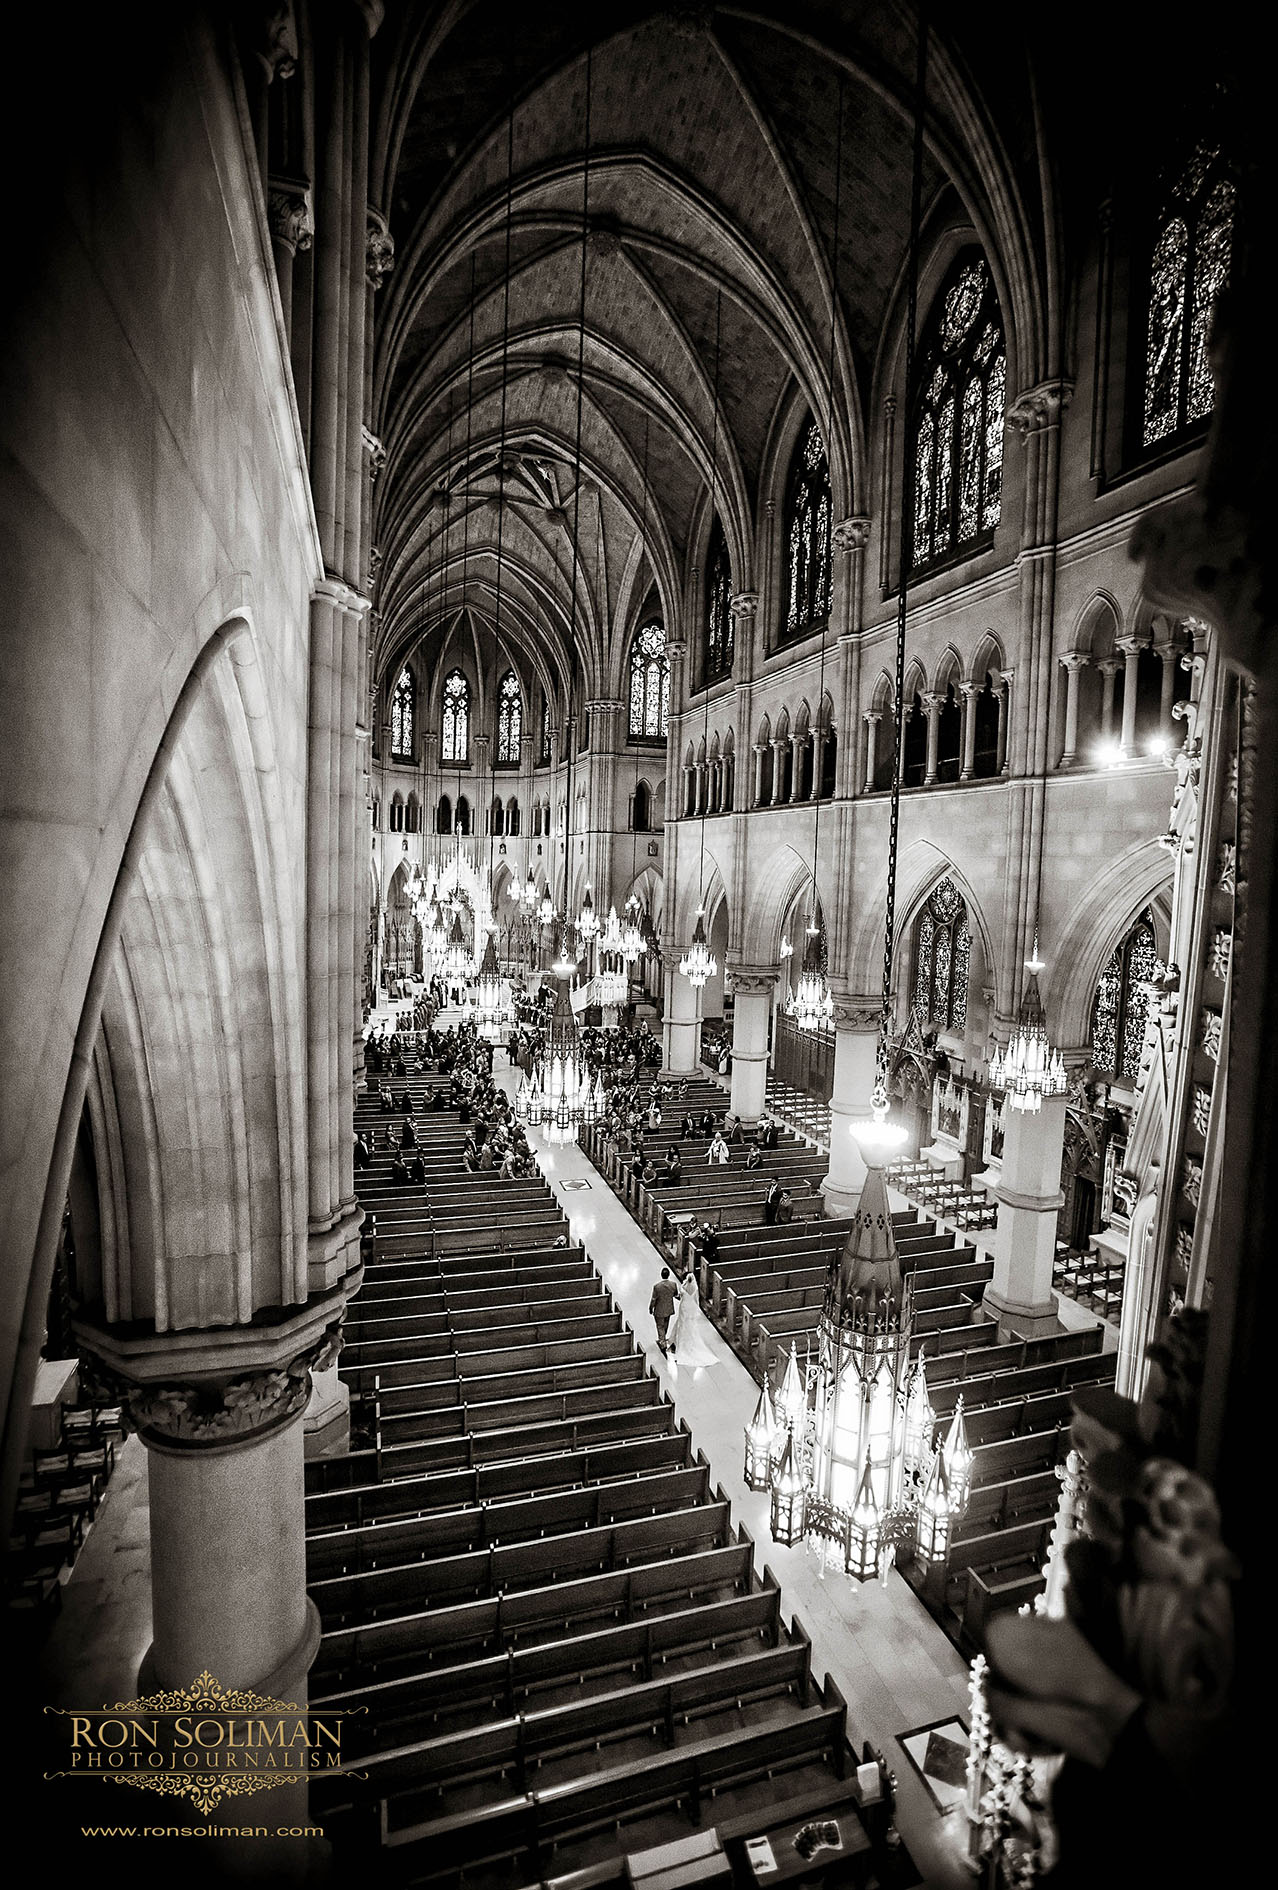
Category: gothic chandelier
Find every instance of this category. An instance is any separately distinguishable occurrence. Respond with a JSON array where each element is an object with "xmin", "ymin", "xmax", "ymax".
[
  {"xmin": 443, "ymin": 910, "xmax": 470, "ymax": 982},
  {"xmin": 679, "ymin": 907, "xmax": 716, "ymax": 989},
  {"xmin": 744, "ymin": 1163, "xmax": 971, "ymax": 1579},
  {"xmin": 786, "ymin": 922, "xmax": 833, "ymax": 1033},
  {"xmin": 538, "ymin": 886, "xmax": 556, "ymax": 927},
  {"xmin": 521, "ymin": 864, "xmax": 539, "ymax": 910},
  {"xmin": 522, "ymin": 976, "xmax": 598, "ymax": 1140},
  {"xmin": 601, "ymin": 903, "xmax": 624, "ymax": 956},
  {"xmin": 472, "ymin": 928, "xmax": 509, "ymax": 1027},
  {"xmin": 988, "ymin": 944, "xmax": 1066, "ymax": 1113},
  {"xmin": 577, "ymin": 884, "xmax": 599, "ymax": 942},
  {"xmin": 620, "ymin": 896, "xmax": 644, "ymax": 964},
  {"xmin": 424, "ymin": 897, "xmax": 449, "ymax": 965}
]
